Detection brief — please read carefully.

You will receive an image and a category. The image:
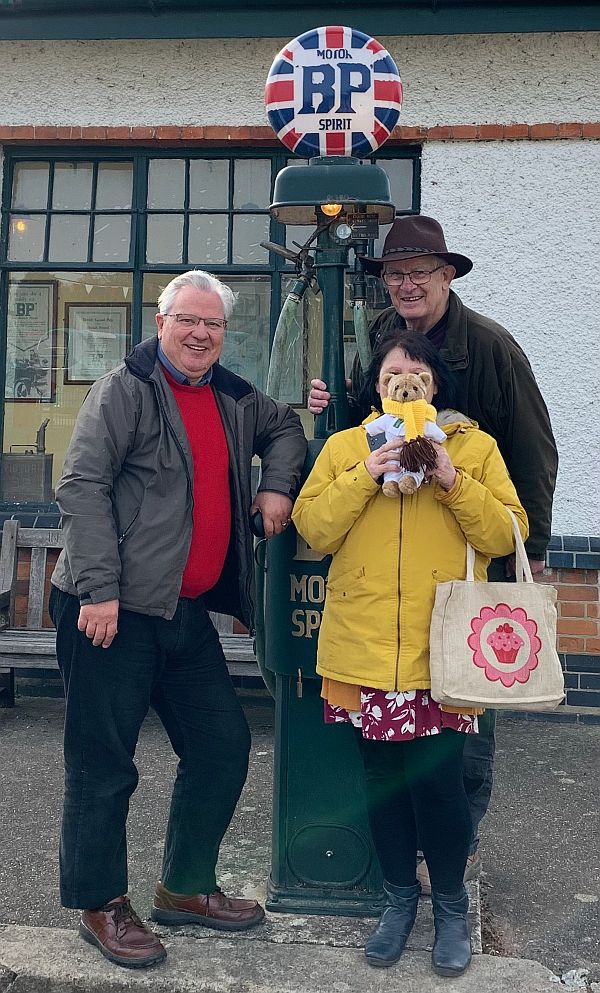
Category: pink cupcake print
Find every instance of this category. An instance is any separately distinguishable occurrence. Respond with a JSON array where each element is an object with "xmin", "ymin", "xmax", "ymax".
[
  {"xmin": 486, "ymin": 622, "xmax": 524, "ymax": 664},
  {"xmin": 468, "ymin": 603, "xmax": 542, "ymax": 688}
]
